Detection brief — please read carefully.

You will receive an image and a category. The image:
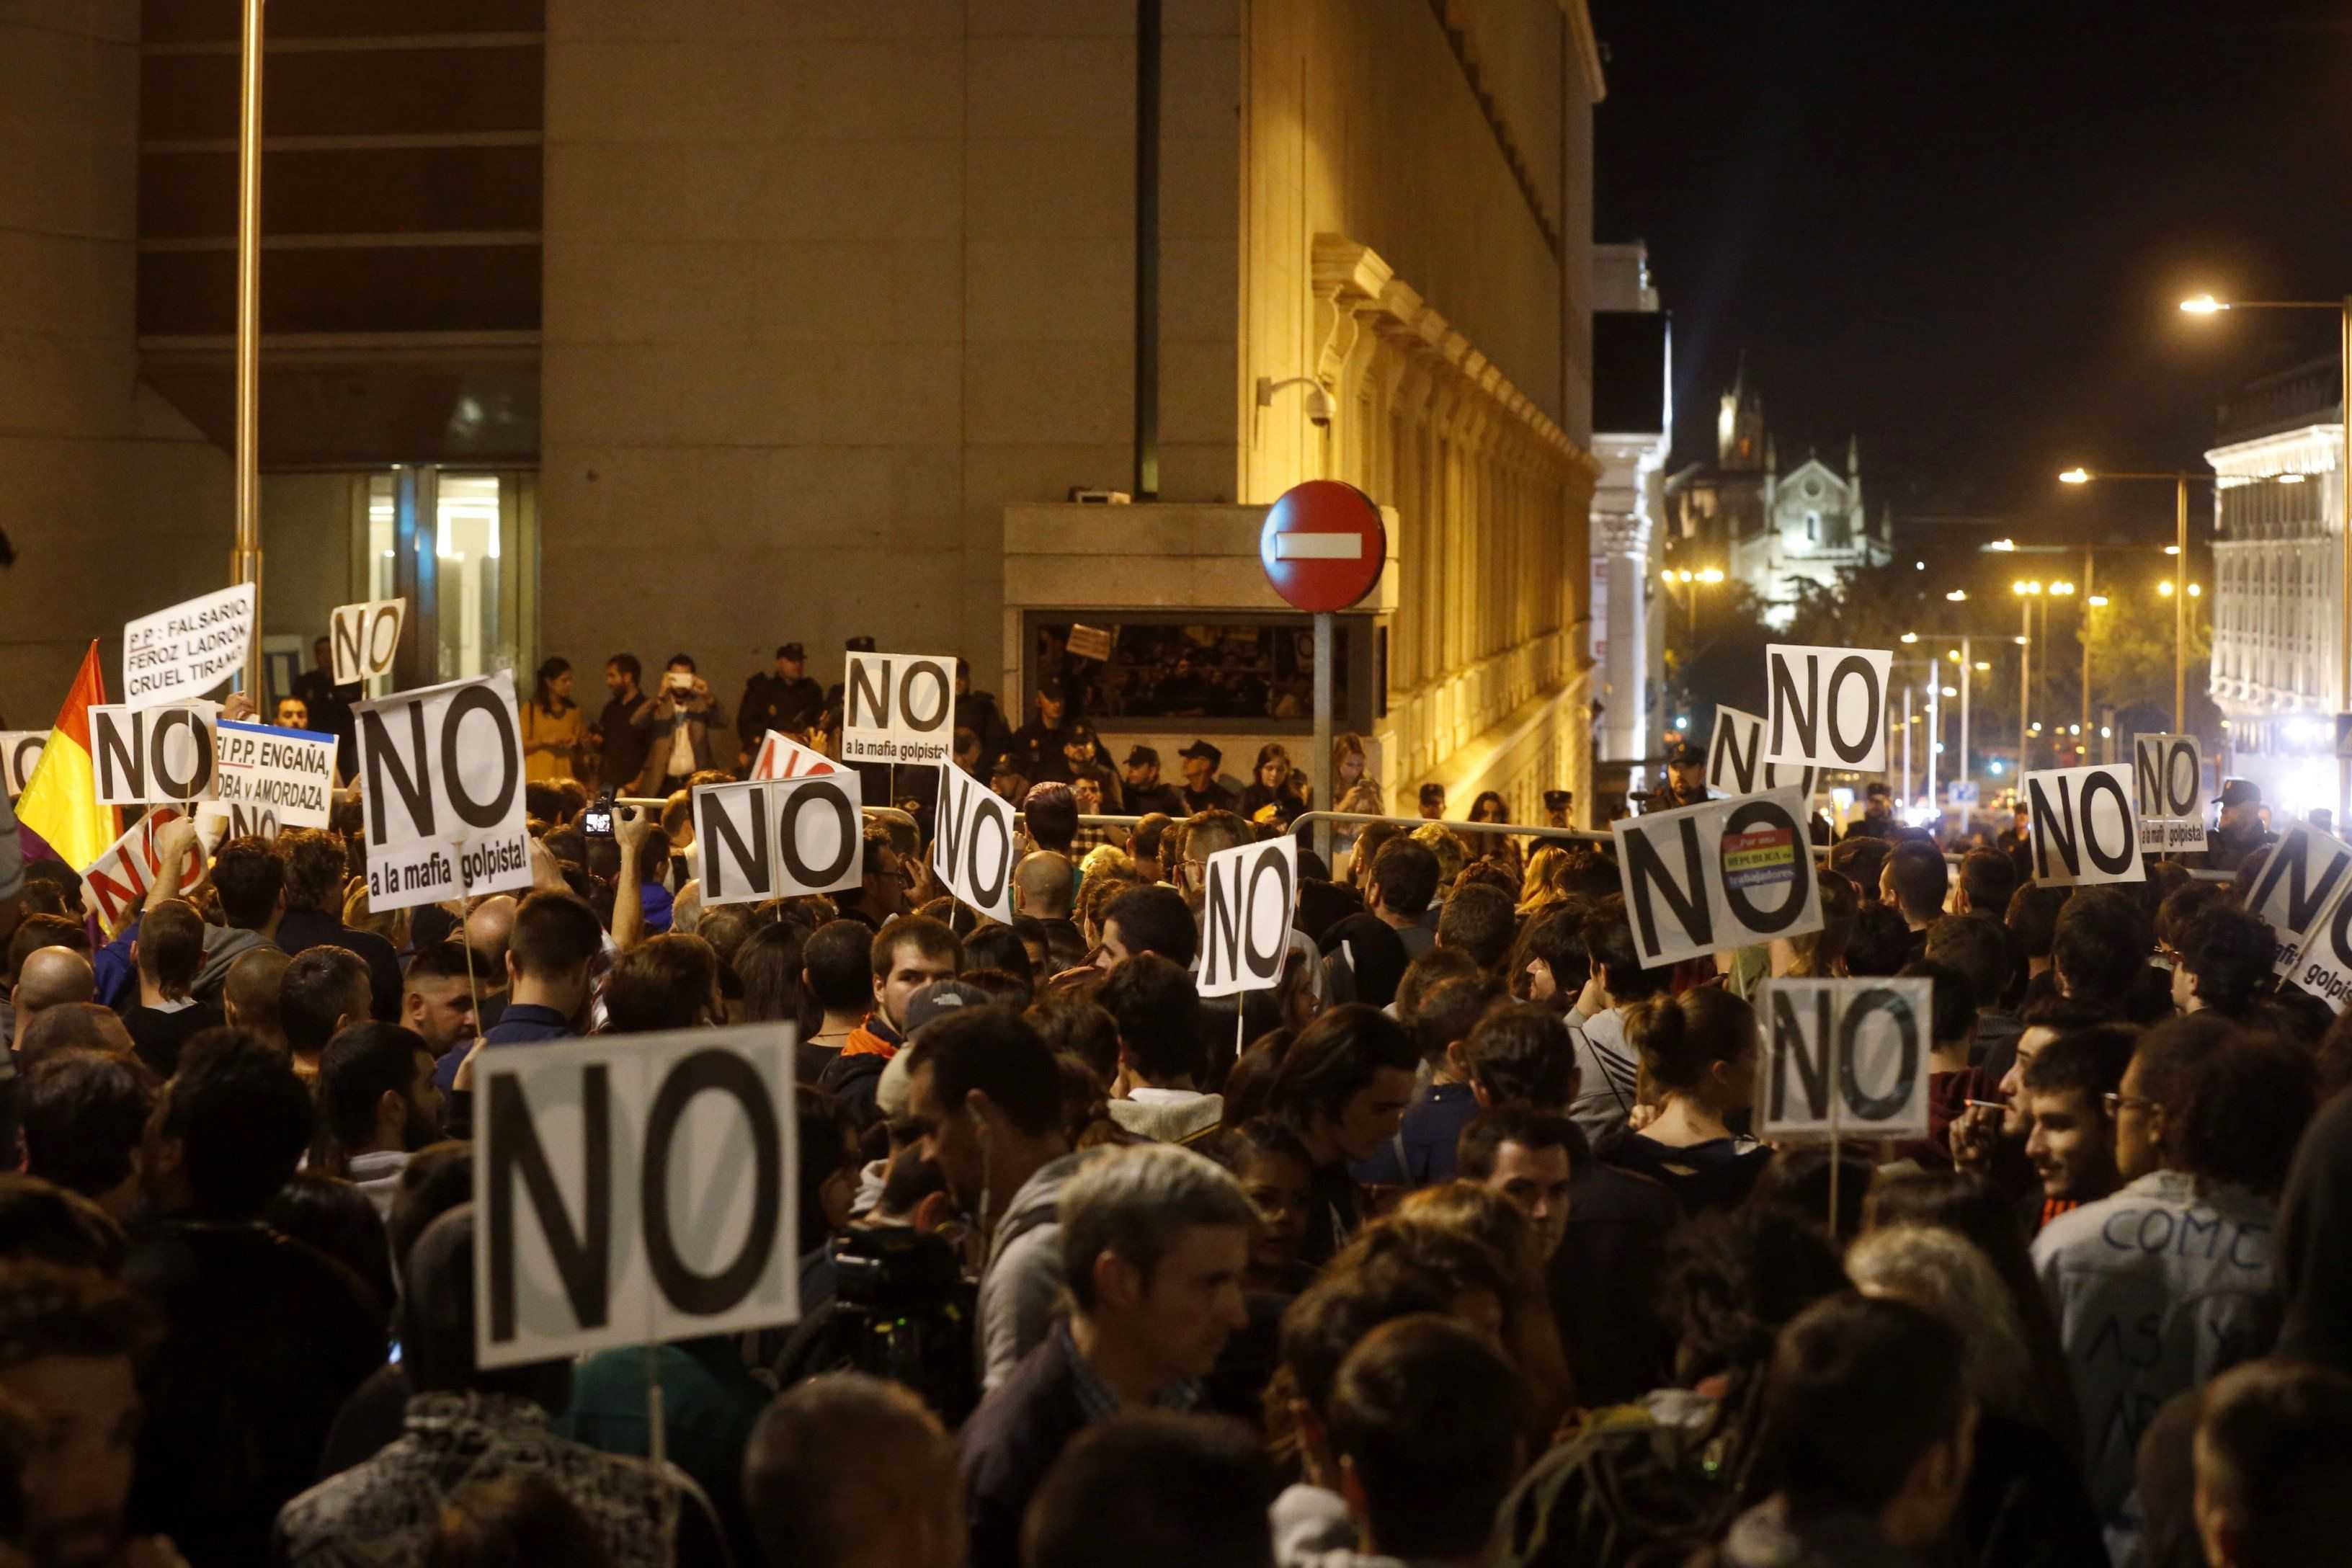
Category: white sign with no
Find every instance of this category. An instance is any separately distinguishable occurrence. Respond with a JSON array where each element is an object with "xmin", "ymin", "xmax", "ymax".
[
  {"xmin": 841, "ymin": 652, "xmax": 954, "ymax": 767},
  {"xmin": 354, "ymin": 672, "xmax": 533, "ymax": 912},
  {"xmin": 1758, "ymin": 976, "xmax": 1934, "ymax": 1141}
]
